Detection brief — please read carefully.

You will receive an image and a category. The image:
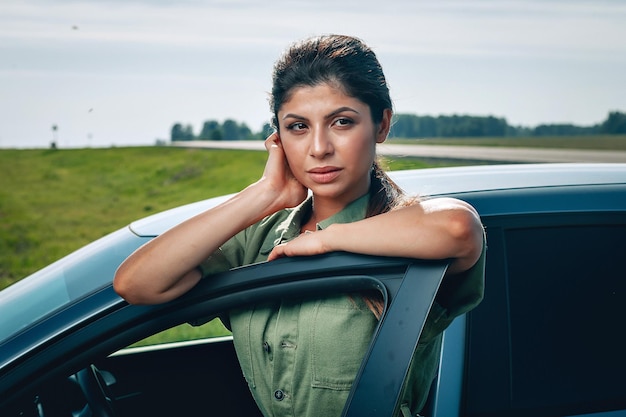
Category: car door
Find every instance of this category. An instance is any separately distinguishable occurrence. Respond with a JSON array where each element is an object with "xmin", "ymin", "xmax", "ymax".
[{"xmin": 1, "ymin": 253, "xmax": 449, "ymax": 417}]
